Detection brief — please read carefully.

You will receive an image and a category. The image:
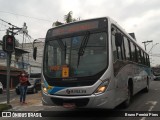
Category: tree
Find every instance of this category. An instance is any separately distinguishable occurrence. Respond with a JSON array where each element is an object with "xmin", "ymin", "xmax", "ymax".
[
  {"xmin": 64, "ymin": 11, "xmax": 73, "ymax": 23},
  {"xmin": 52, "ymin": 21, "xmax": 63, "ymax": 27},
  {"xmin": 53, "ymin": 11, "xmax": 79, "ymax": 27}
]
